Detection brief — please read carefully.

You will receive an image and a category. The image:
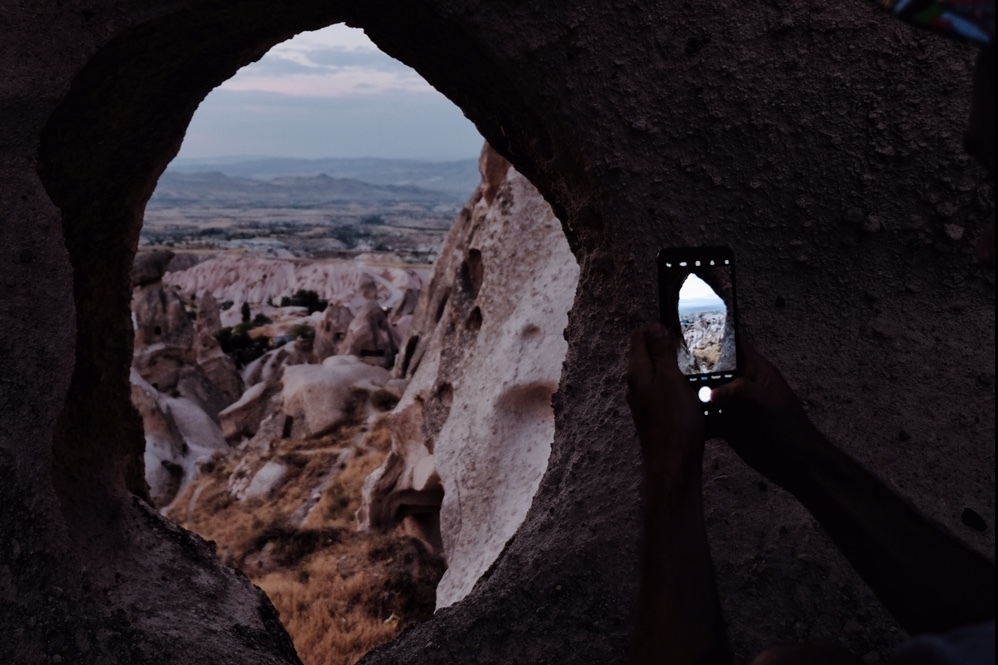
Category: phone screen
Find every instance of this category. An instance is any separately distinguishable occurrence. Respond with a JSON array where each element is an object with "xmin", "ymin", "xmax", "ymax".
[{"xmin": 658, "ymin": 248, "xmax": 738, "ymax": 382}]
